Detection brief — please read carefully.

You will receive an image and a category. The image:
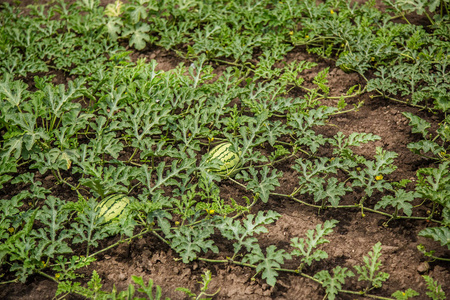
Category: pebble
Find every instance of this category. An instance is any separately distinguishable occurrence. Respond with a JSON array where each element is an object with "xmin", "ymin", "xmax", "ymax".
[
  {"xmin": 118, "ymin": 272, "xmax": 127, "ymax": 281},
  {"xmin": 417, "ymin": 261, "xmax": 429, "ymax": 273},
  {"xmin": 381, "ymin": 246, "xmax": 399, "ymax": 253}
]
